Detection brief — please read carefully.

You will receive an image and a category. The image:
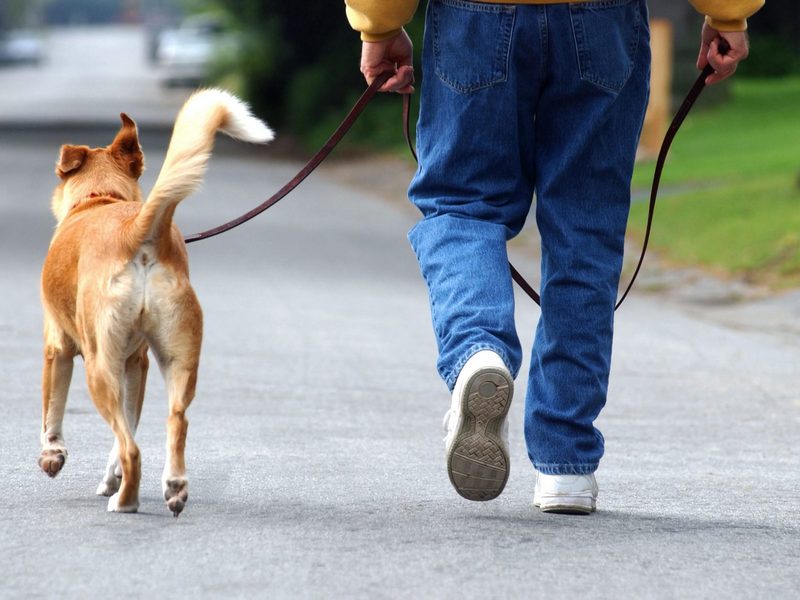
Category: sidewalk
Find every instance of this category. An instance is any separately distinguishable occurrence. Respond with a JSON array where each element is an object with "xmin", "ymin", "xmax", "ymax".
[
  {"xmin": 2, "ymin": 129, "xmax": 798, "ymax": 598},
  {"xmin": 323, "ymin": 151, "xmax": 800, "ymax": 344}
]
